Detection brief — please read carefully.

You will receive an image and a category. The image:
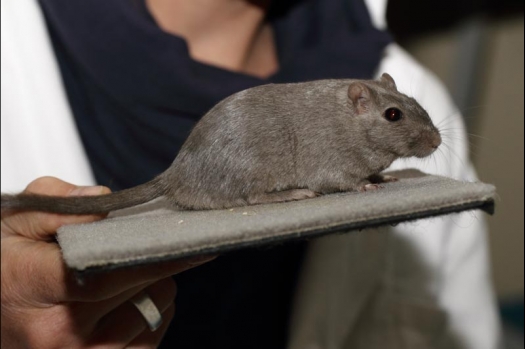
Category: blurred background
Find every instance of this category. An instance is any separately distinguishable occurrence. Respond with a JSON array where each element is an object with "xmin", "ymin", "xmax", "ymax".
[{"xmin": 386, "ymin": 0, "xmax": 524, "ymax": 347}]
